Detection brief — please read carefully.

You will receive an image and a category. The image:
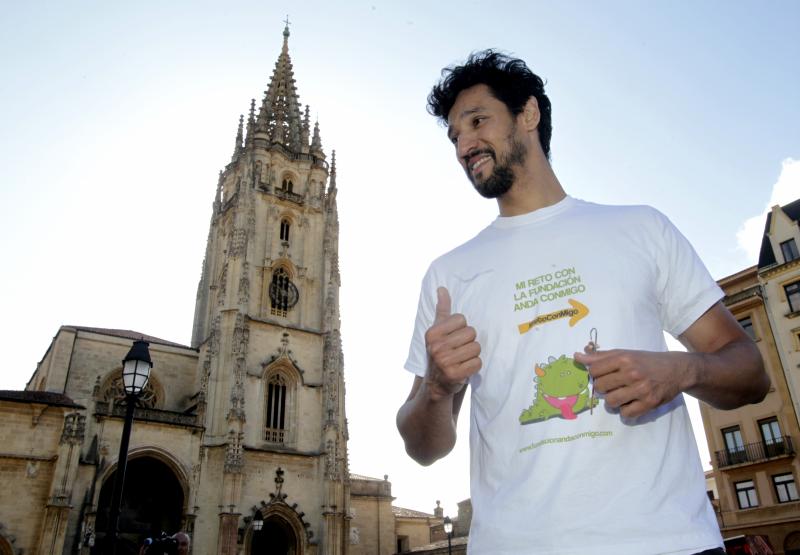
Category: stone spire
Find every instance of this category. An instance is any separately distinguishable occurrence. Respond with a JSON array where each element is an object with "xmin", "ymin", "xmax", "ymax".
[
  {"xmin": 310, "ymin": 119, "xmax": 324, "ymax": 158},
  {"xmin": 231, "ymin": 114, "xmax": 244, "ymax": 161},
  {"xmin": 324, "ymin": 150, "xmax": 340, "ymax": 297},
  {"xmin": 327, "ymin": 151, "xmax": 337, "ymax": 200},
  {"xmin": 244, "ymin": 99, "xmax": 256, "ymax": 146},
  {"xmin": 301, "ymin": 105, "xmax": 311, "ymax": 154},
  {"xmin": 257, "ymin": 22, "xmax": 304, "ymax": 152}
]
